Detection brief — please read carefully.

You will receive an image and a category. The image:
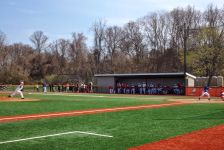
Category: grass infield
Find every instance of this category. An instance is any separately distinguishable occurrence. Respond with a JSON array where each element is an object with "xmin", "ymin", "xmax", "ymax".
[{"xmin": 0, "ymin": 93, "xmax": 224, "ymax": 150}]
